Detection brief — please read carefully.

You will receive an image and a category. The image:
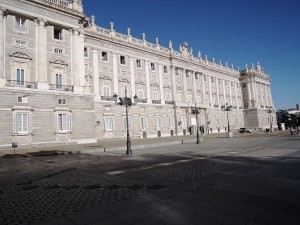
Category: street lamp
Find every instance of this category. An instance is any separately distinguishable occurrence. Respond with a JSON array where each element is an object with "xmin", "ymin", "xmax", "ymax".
[
  {"xmin": 221, "ymin": 104, "xmax": 232, "ymax": 137},
  {"xmin": 266, "ymin": 107, "xmax": 273, "ymax": 133},
  {"xmin": 113, "ymin": 87, "xmax": 138, "ymax": 155},
  {"xmin": 190, "ymin": 103, "xmax": 200, "ymax": 144}
]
